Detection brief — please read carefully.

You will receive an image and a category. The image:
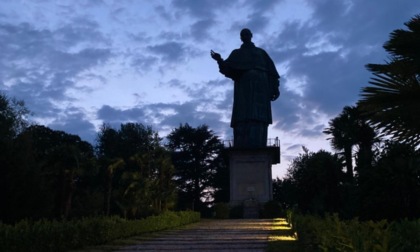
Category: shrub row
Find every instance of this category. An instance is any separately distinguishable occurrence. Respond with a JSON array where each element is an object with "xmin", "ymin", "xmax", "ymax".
[
  {"xmin": 0, "ymin": 211, "xmax": 200, "ymax": 252},
  {"xmin": 292, "ymin": 214, "xmax": 420, "ymax": 252},
  {"xmin": 213, "ymin": 201, "xmax": 284, "ymax": 219}
]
